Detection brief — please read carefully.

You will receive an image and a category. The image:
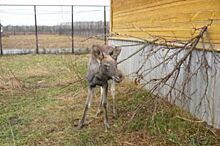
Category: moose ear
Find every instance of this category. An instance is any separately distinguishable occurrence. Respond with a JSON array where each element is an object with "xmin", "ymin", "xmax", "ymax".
[
  {"xmin": 114, "ymin": 47, "xmax": 121, "ymax": 57},
  {"xmin": 111, "ymin": 46, "xmax": 121, "ymax": 60},
  {"xmin": 92, "ymin": 45, "xmax": 104, "ymax": 61}
]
